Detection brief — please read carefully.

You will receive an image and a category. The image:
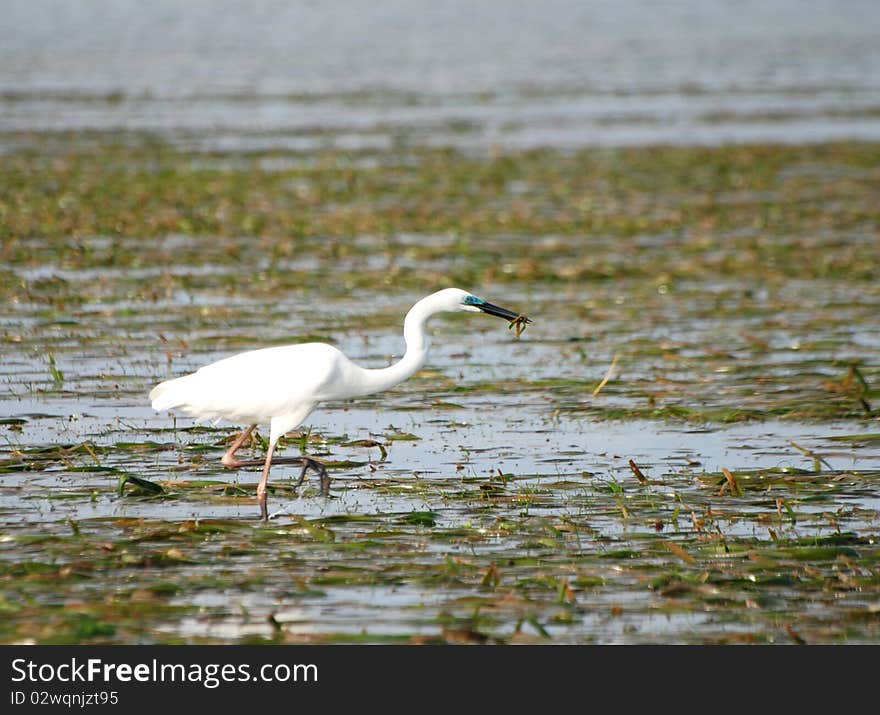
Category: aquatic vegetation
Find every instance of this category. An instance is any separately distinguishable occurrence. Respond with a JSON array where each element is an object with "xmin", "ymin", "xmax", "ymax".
[{"xmin": 1, "ymin": 137, "xmax": 878, "ymax": 643}]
